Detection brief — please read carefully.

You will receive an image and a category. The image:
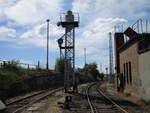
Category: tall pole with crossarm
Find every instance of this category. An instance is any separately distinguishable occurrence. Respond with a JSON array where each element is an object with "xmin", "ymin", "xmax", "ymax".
[{"xmin": 46, "ymin": 19, "xmax": 50, "ymax": 70}]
